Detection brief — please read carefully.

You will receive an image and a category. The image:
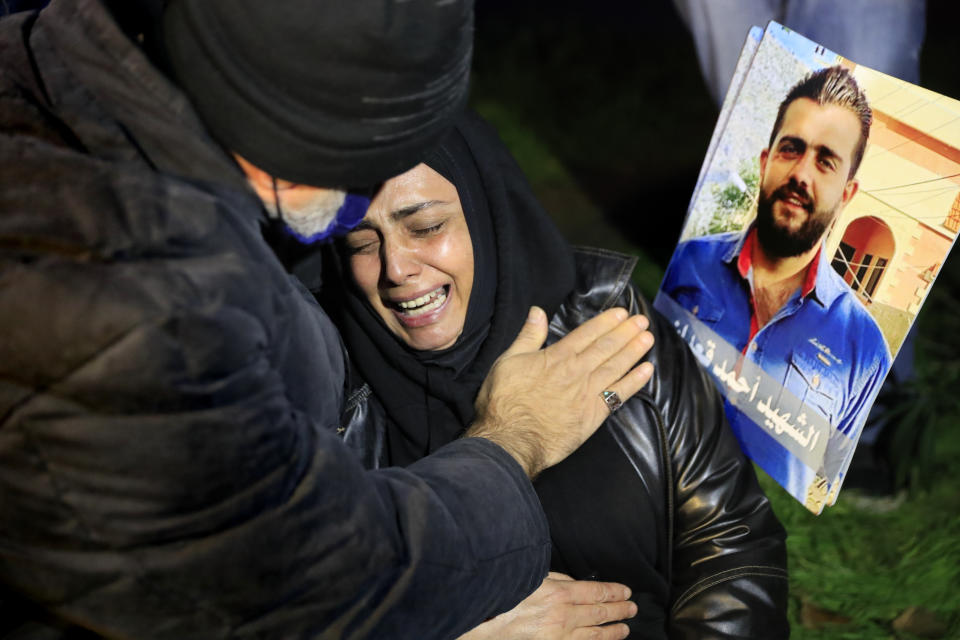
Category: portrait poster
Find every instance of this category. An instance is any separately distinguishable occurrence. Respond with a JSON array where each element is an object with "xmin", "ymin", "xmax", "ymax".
[{"xmin": 654, "ymin": 22, "xmax": 960, "ymax": 513}]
